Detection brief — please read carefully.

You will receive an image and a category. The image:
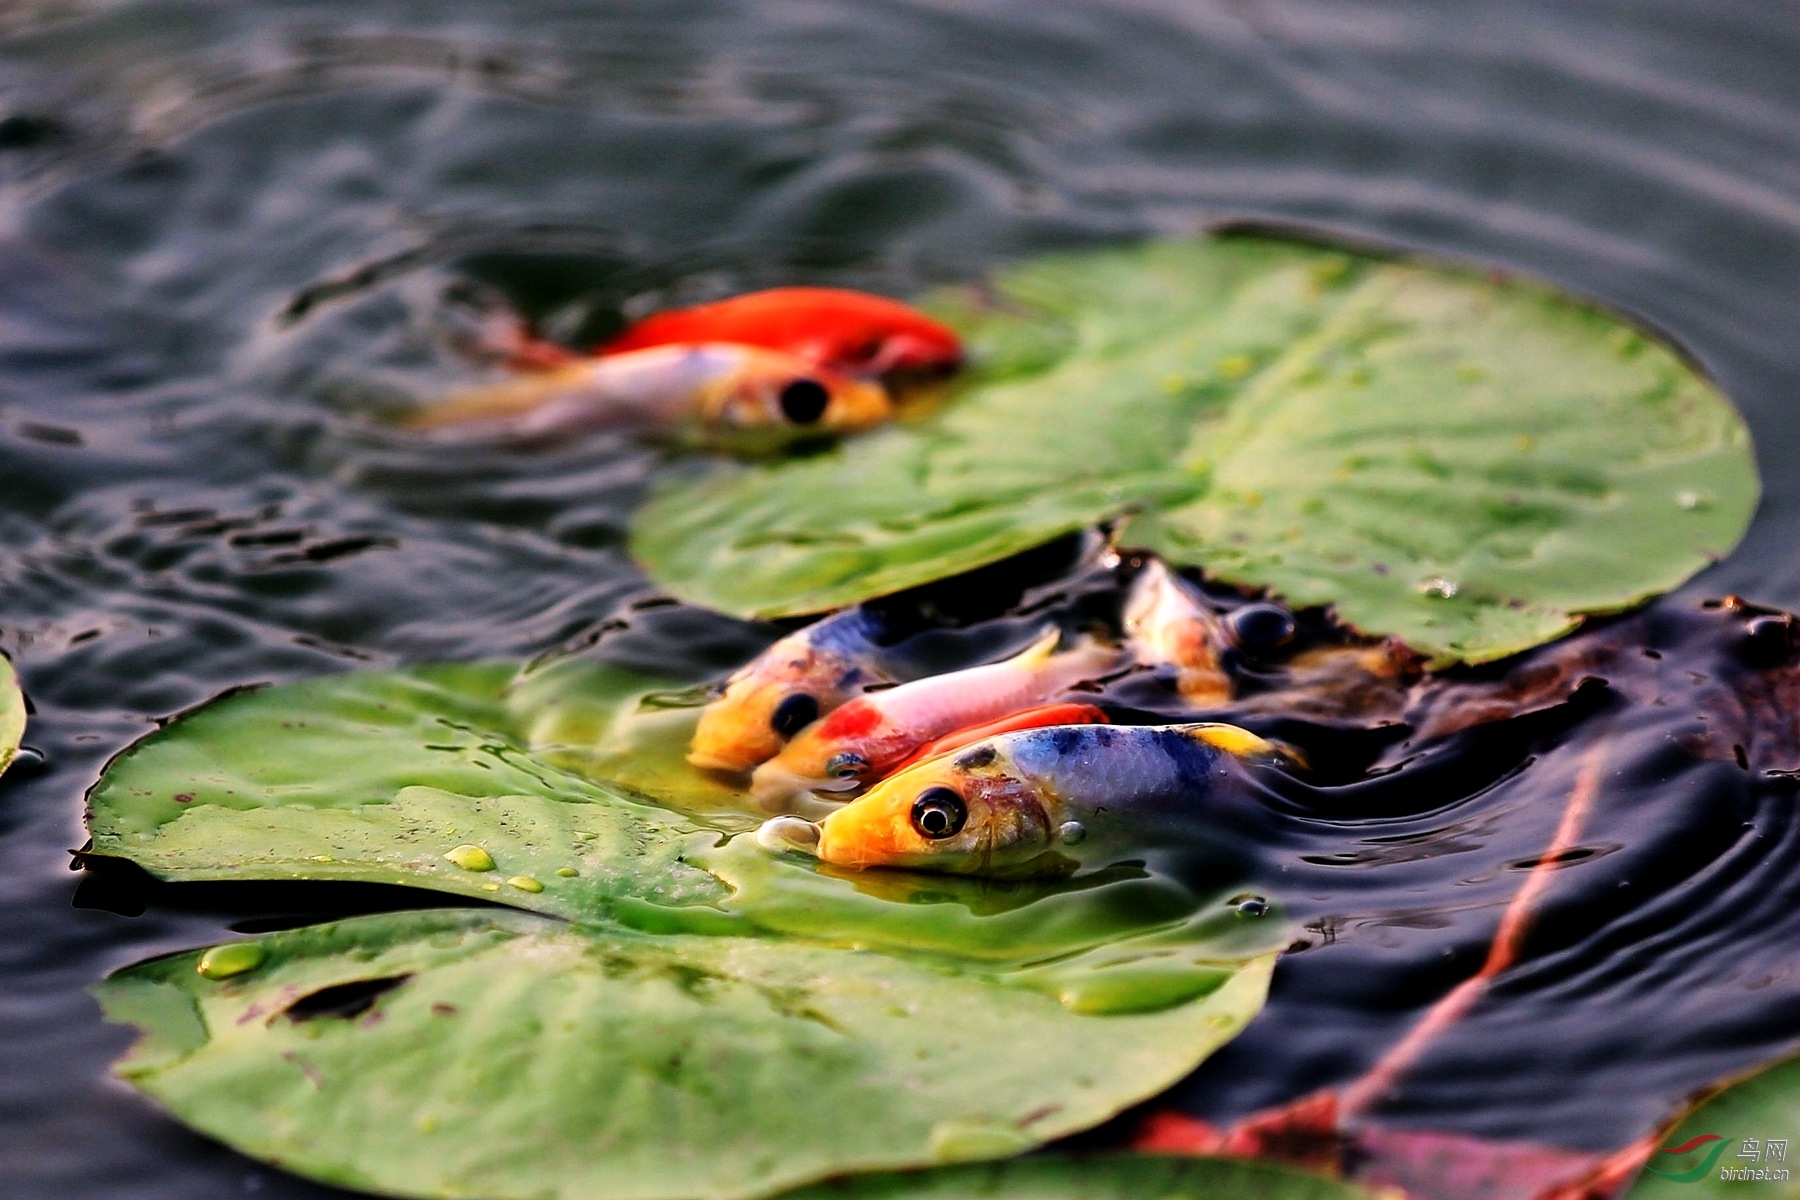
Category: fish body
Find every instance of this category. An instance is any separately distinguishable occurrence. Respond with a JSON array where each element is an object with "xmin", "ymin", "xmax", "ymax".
[
  {"xmin": 759, "ymin": 721, "xmax": 1285, "ymax": 876},
  {"xmin": 883, "ymin": 702, "xmax": 1109, "ymax": 775},
  {"xmin": 748, "ymin": 629, "xmax": 1121, "ymax": 807},
  {"xmin": 689, "ymin": 607, "xmax": 898, "ymax": 774},
  {"xmin": 1123, "ymin": 559, "xmax": 1233, "ymax": 703},
  {"xmin": 600, "ymin": 287, "xmax": 964, "ymax": 379},
  {"xmin": 412, "ymin": 343, "xmax": 892, "ymax": 442}
]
